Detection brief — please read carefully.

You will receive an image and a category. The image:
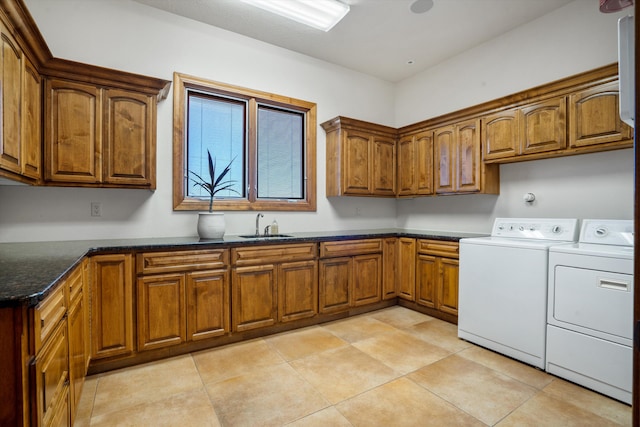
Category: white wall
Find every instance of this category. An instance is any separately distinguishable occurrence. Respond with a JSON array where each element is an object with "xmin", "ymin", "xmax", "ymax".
[
  {"xmin": 0, "ymin": 0, "xmax": 398, "ymax": 243},
  {"xmin": 395, "ymin": 0, "xmax": 634, "ymax": 233},
  {"xmin": 0, "ymin": 0, "xmax": 633, "ymax": 242}
]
